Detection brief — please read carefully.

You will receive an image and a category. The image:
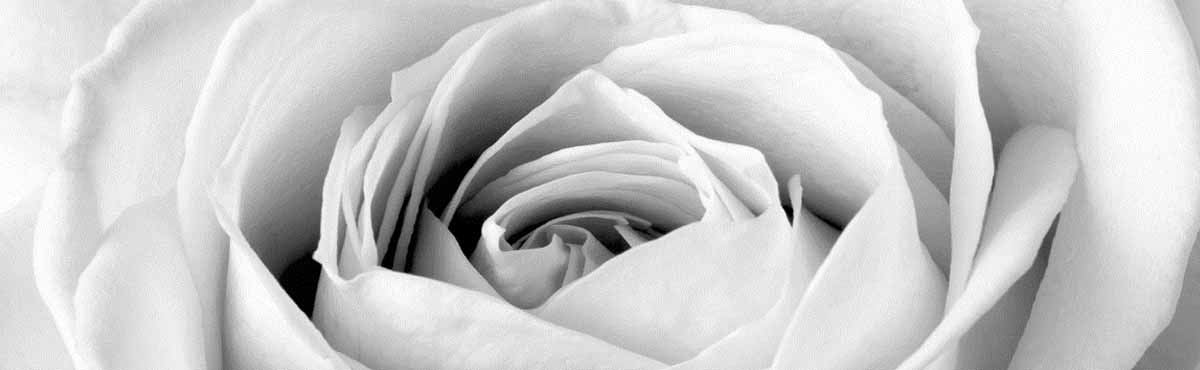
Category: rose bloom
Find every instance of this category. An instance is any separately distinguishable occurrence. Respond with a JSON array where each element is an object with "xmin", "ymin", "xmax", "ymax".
[{"xmin": 1, "ymin": 0, "xmax": 1198, "ymax": 369}]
